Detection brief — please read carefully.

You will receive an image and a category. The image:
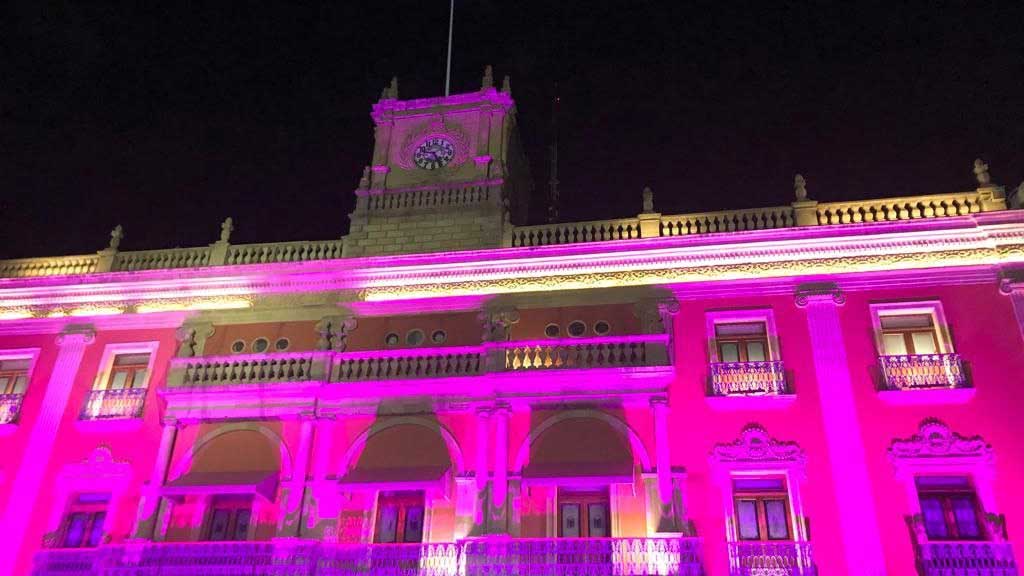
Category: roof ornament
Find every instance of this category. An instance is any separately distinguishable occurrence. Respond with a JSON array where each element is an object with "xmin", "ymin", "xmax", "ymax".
[
  {"xmin": 501, "ymin": 75, "xmax": 511, "ymax": 94},
  {"xmin": 219, "ymin": 217, "xmax": 234, "ymax": 243},
  {"xmin": 974, "ymin": 158, "xmax": 991, "ymax": 186},
  {"xmin": 481, "ymin": 65, "xmax": 494, "ymax": 89},
  {"xmin": 794, "ymin": 174, "xmax": 808, "ymax": 201},
  {"xmin": 642, "ymin": 186, "xmax": 654, "ymax": 213},
  {"xmin": 381, "ymin": 76, "xmax": 398, "ymax": 100},
  {"xmin": 358, "ymin": 166, "xmax": 371, "ymax": 190},
  {"xmin": 108, "ymin": 225, "xmax": 124, "ymax": 251}
]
